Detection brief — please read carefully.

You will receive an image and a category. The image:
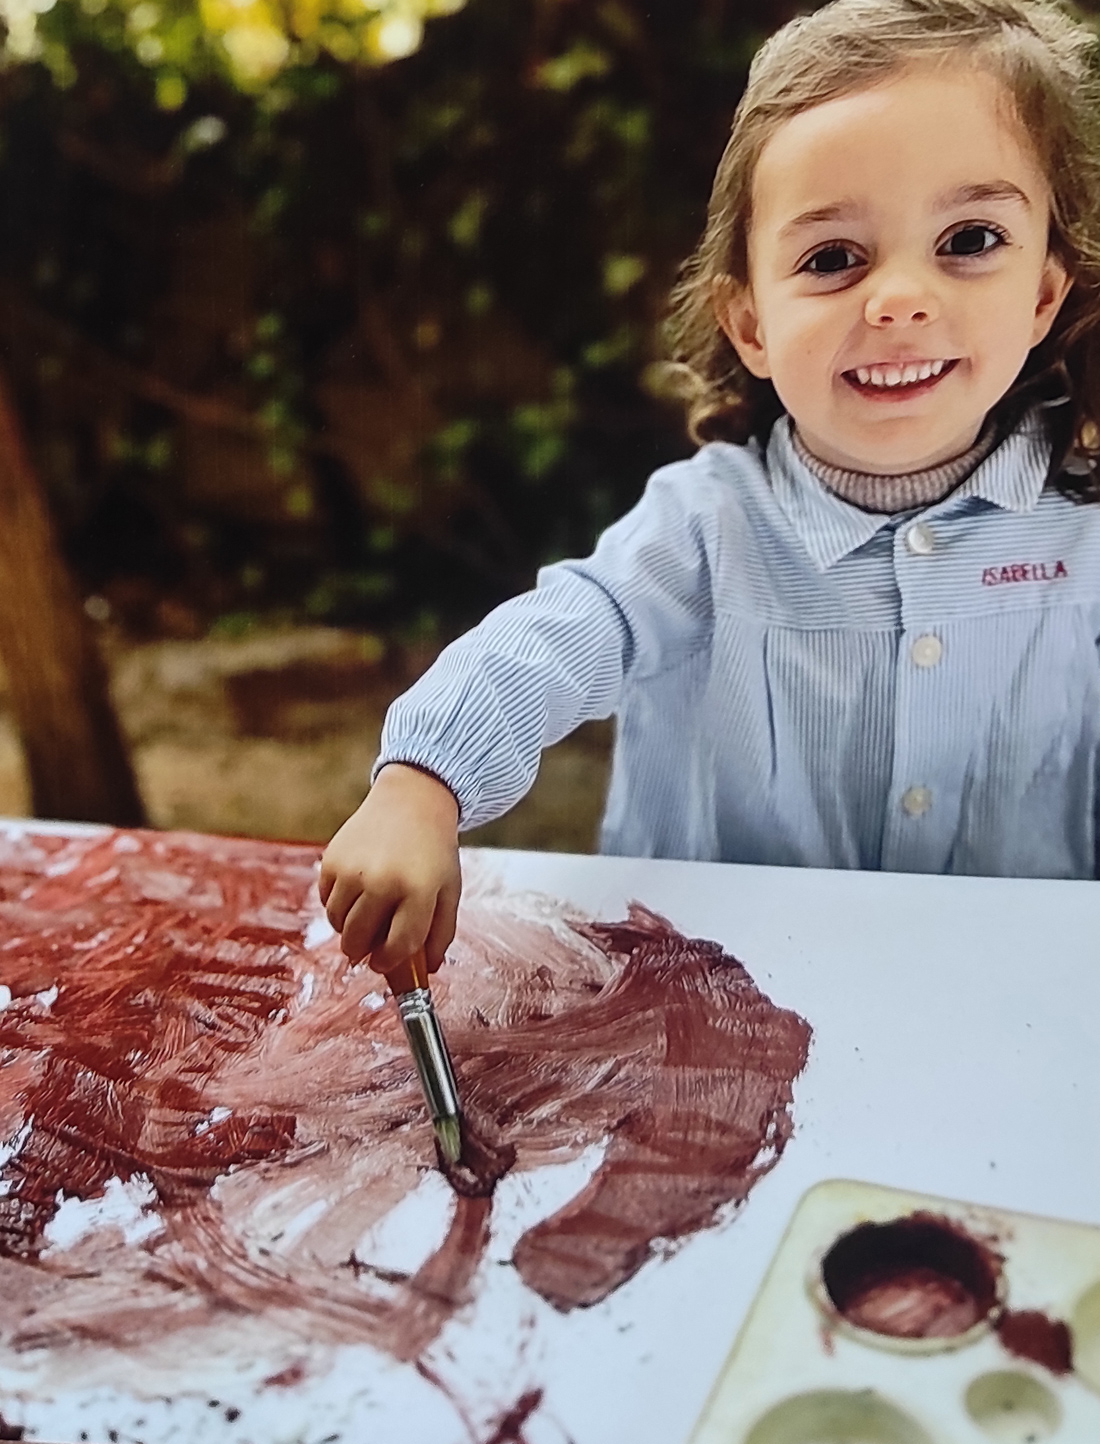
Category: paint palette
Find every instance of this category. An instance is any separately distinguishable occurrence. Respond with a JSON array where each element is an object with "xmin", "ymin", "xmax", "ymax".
[{"xmin": 689, "ymin": 1179, "xmax": 1100, "ymax": 1444}]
